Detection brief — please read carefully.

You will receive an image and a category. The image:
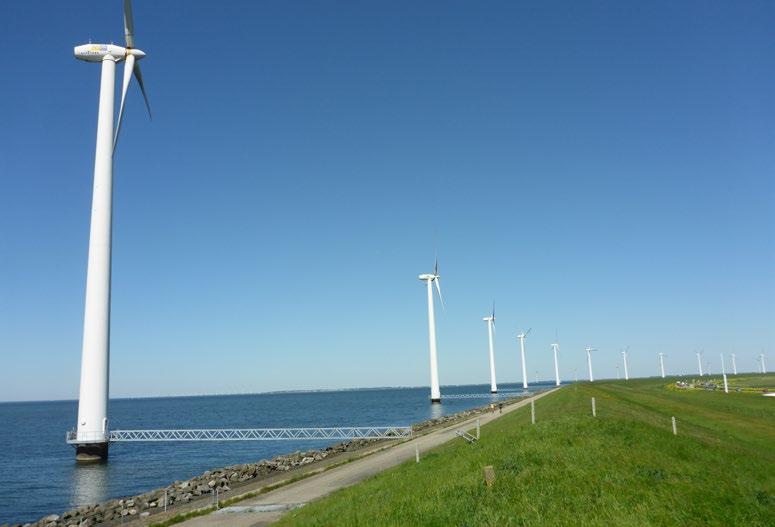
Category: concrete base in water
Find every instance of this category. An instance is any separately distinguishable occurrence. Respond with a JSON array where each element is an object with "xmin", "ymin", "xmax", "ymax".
[
  {"xmin": 76, "ymin": 442, "xmax": 109, "ymax": 462},
  {"xmin": 430, "ymin": 398, "xmax": 441, "ymax": 404},
  {"xmin": 491, "ymin": 390, "xmax": 497, "ymax": 394}
]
